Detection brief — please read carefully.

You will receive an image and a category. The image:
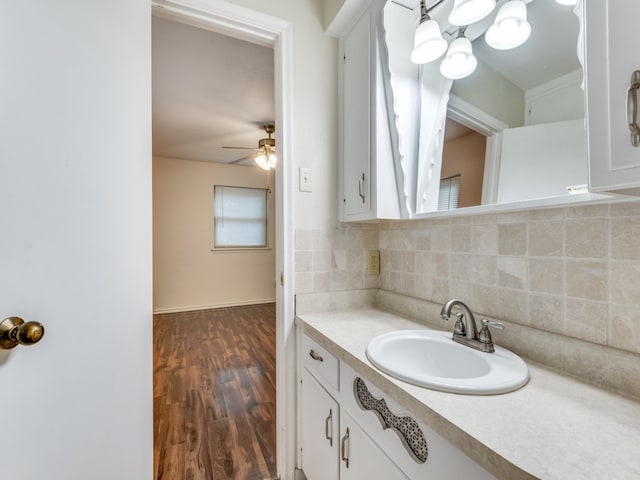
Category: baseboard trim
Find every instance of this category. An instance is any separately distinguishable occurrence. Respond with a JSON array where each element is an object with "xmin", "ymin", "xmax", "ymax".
[{"xmin": 153, "ymin": 298, "xmax": 276, "ymax": 315}]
